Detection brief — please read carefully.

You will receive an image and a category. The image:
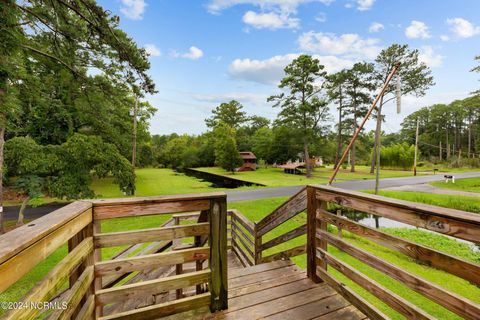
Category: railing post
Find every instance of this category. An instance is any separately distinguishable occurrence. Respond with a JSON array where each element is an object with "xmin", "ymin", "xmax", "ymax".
[
  {"xmin": 254, "ymin": 224, "xmax": 262, "ymax": 265},
  {"xmin": 307, "ymin": 186, "xmax": 323, "ymax": 283},
  {"xmin": 209, "ymin": 196, "xmax": 228, "ymax": 312}
]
